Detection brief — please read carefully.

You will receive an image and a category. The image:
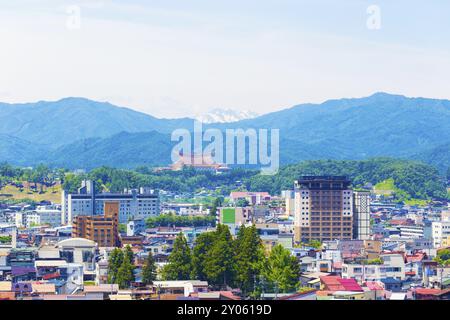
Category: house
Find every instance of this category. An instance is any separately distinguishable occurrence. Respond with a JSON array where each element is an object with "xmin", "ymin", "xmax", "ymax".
[
  {"xmin": 364, "ymin": 281, "xmax": 385, "ymax": 300},
  {"xmin": 320, "ymin": 276, "xmax": 363, "ymax": 292},
  {"xmin": 229, "ymin": 192, "xmax": 271, "ymax": 205},
  {"xmin": 84, "ymin": 284, "xmax": 119, "ymax": 300},
  {"xmin": 153, "ymin": 280, "xmax": 209, "ymax": 298},
  {"xmin": 342, "ymin": 252, "xmax": 405, "ymax": 282},
  {"xmin": 381, "ymin": 277, "xmax": 403, "ymax": 292},
  {"xmin": 414, "ymin": 288, "xmax": 445, "ymax": 300},
  {"xmin": 276, "ymin": 289, "xmax": 317, "ymax": 300}
]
